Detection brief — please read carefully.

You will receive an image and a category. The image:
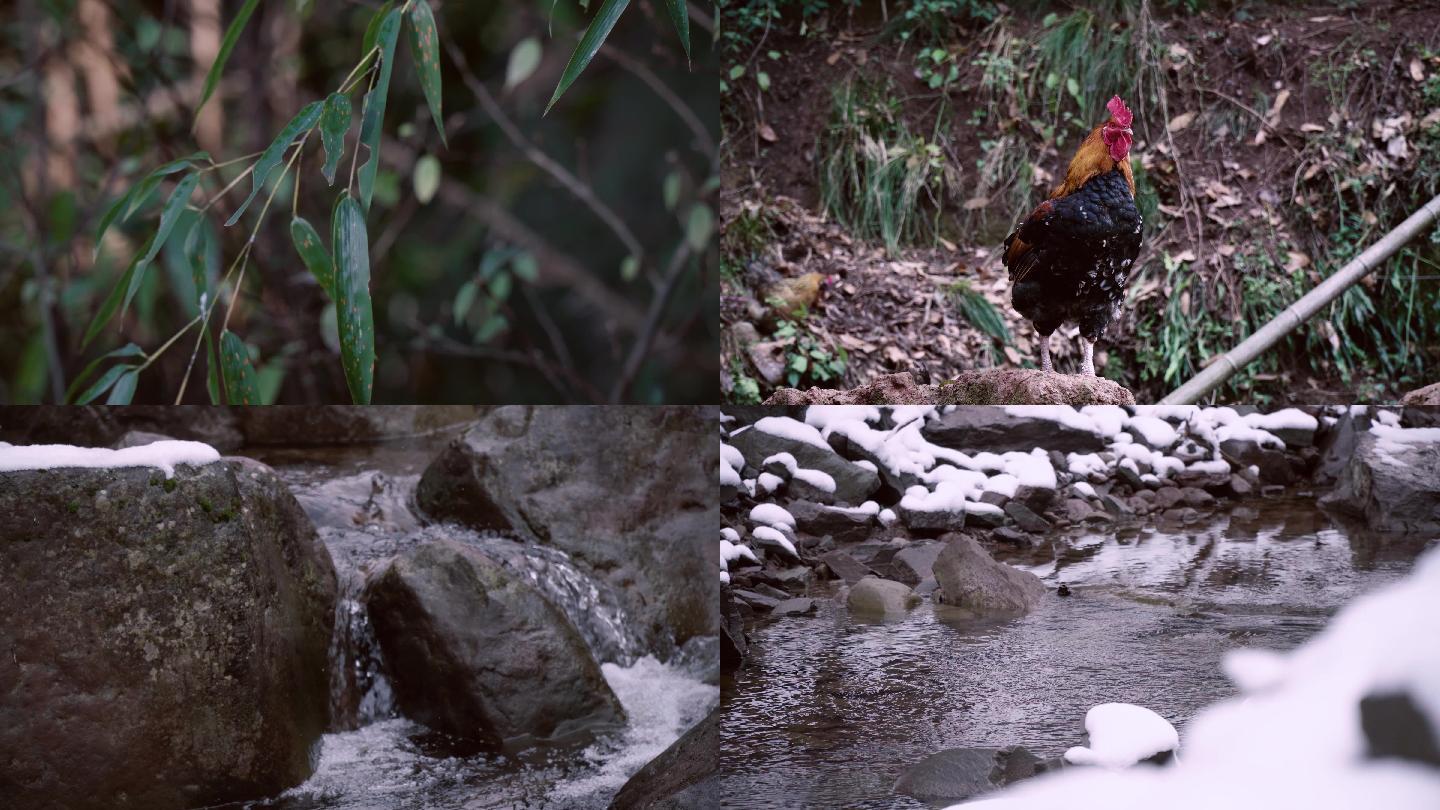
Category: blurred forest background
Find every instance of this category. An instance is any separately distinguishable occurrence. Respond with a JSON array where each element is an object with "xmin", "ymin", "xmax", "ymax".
[
  {"xmin": 0, "ymin": 0, "xmax": 718, "ymax": 404},
  {"xmin": 719, "ymin": 0, "xmax": 1440, "ymax": 405}
]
